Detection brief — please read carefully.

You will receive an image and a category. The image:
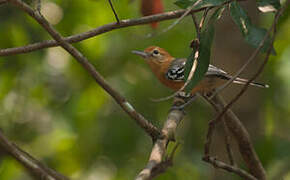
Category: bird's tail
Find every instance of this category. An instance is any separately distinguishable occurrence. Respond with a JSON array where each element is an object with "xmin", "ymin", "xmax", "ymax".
[{"xmin": 233, "ymin": 77, "xmax": 269, "ymax": 88}]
